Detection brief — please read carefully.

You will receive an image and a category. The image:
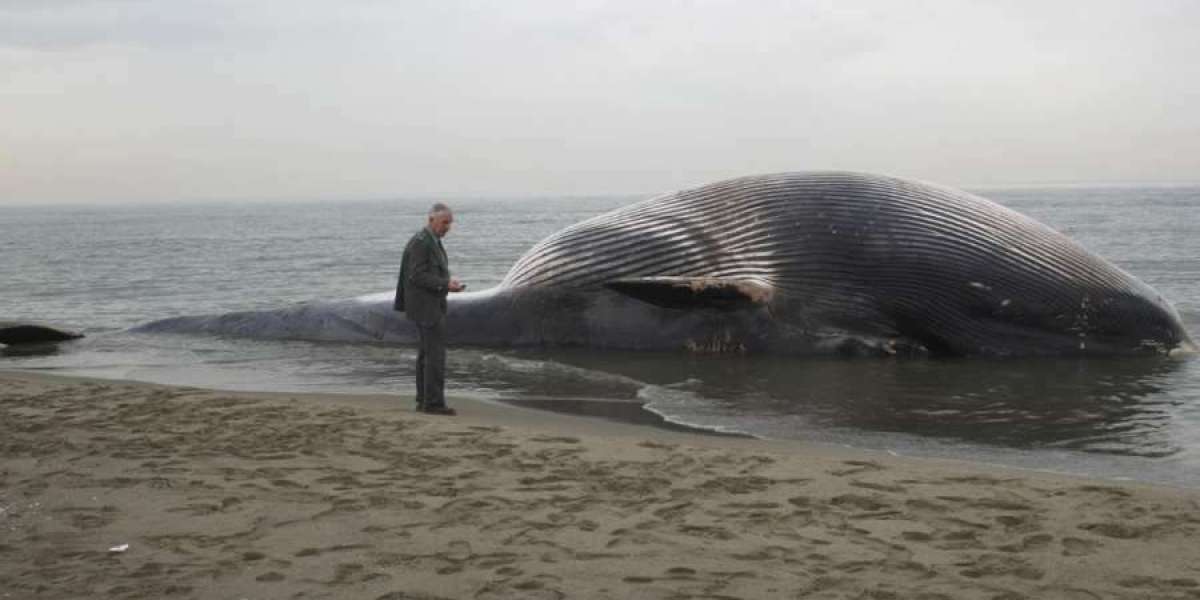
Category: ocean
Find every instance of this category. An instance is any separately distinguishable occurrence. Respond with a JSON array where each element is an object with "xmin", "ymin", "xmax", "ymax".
[{"xmin": 3, "ymin": 185, "xmax": 1199, "ymax": 487}]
